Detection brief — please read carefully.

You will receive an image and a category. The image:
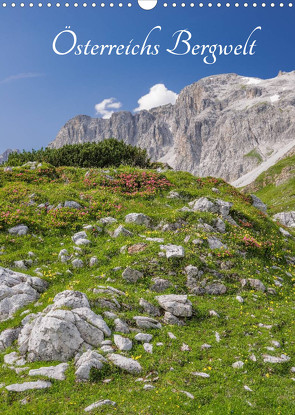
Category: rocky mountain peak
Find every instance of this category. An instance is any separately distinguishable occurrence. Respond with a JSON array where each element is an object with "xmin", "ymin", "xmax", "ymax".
[{"xmin": 49, "ymin": 71, "xmax": 295, "ymax": 183}]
